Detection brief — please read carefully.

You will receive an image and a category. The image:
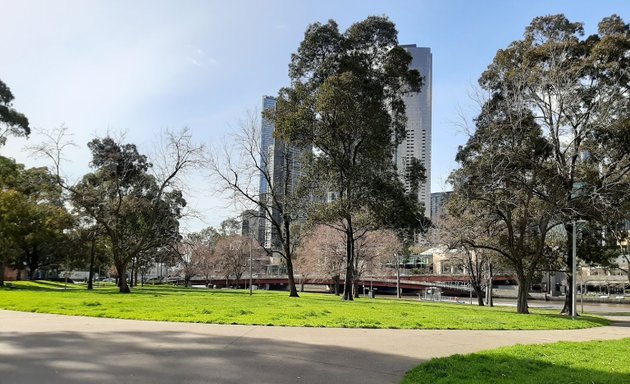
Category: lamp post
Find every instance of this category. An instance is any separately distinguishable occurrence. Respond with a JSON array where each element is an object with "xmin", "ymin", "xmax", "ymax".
[
  {"xmin": 249, "ymin": 239, "xmax": 253, "ymax": 296},
  {"xmin": 571, "ymin": 220, "xmax": 577, "ymax": 319},
  {"xmin": 395, "ymin": 252, "xmax": 401, "ymax": 299}
]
